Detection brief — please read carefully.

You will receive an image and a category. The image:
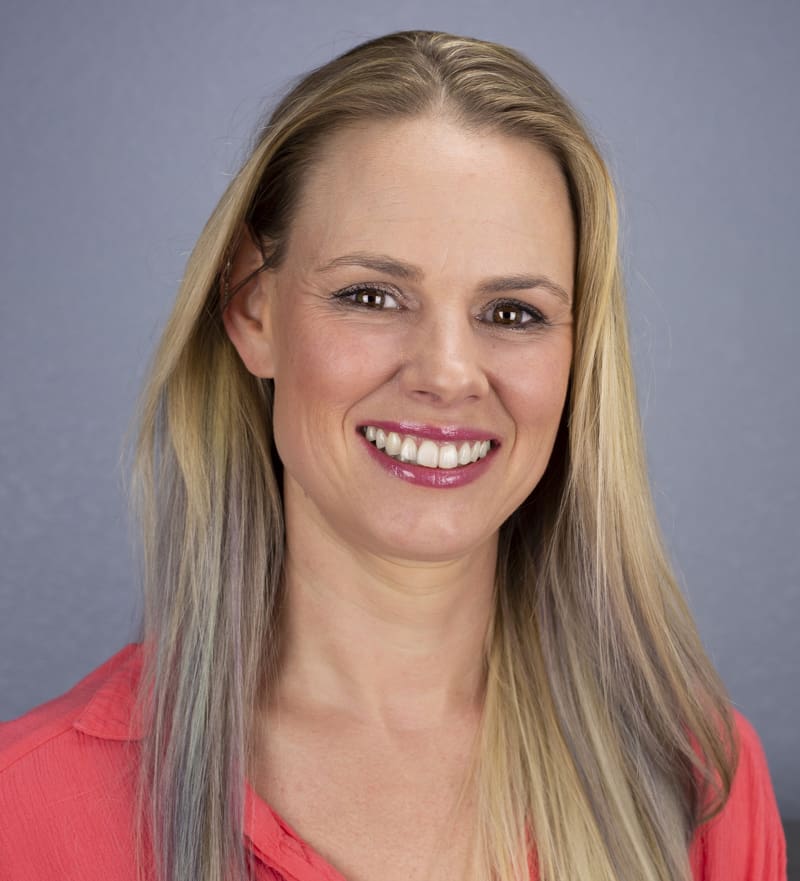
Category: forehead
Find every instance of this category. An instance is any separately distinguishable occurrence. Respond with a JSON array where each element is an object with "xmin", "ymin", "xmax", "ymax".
[{"xmin": 285, "ymin": 115, "xmax": 575, "ymax": 276}]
